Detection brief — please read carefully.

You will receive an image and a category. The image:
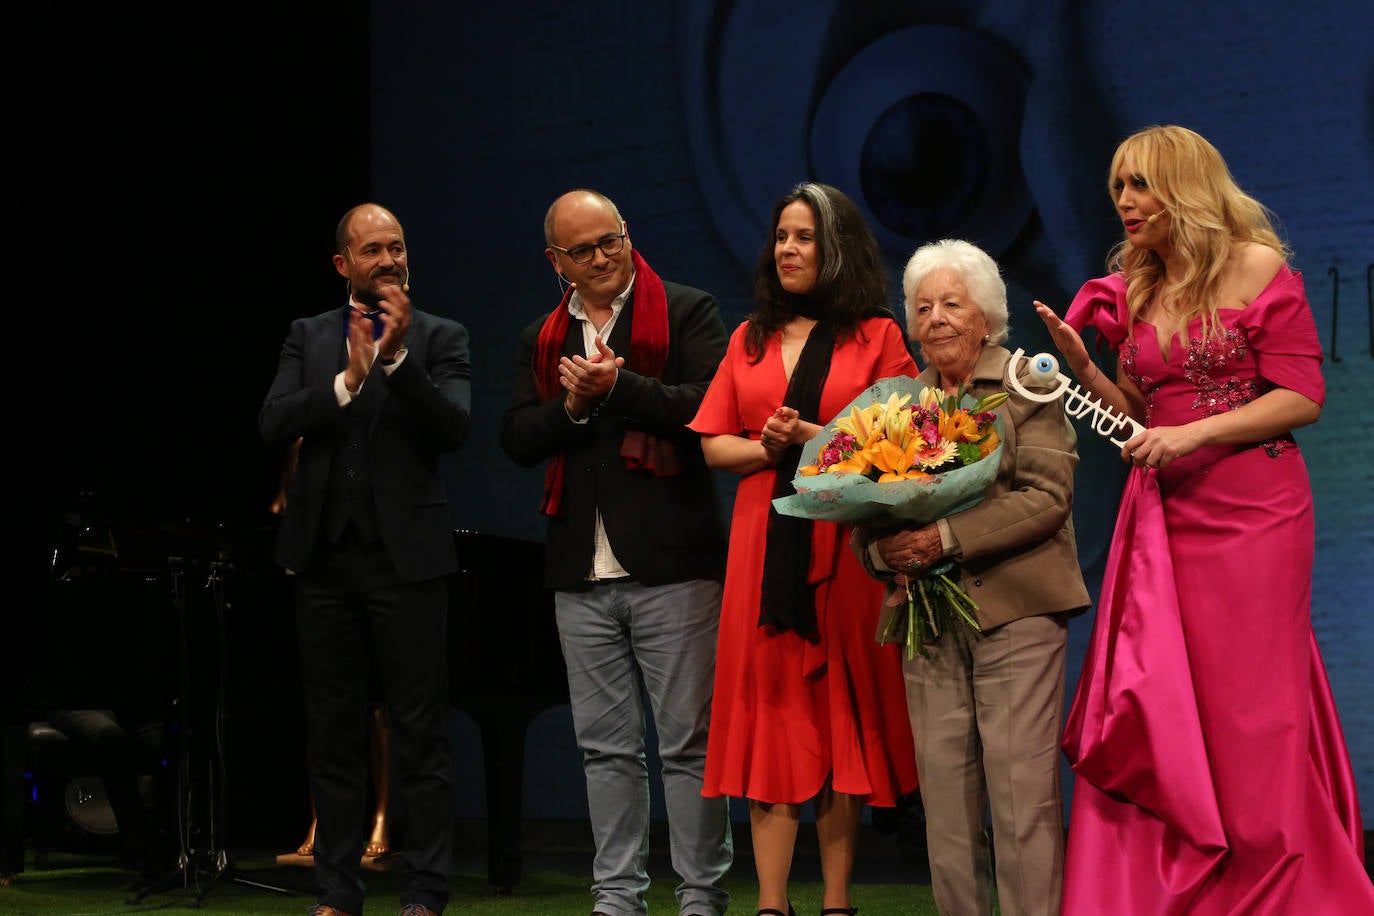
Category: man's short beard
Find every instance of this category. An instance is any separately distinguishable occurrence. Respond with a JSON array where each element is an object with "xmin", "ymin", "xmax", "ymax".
[{"xmin": 358, "ymin": 271, "xmax": 401, "ymax": 307}]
